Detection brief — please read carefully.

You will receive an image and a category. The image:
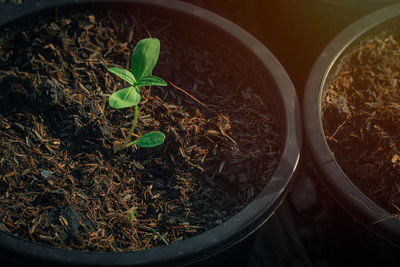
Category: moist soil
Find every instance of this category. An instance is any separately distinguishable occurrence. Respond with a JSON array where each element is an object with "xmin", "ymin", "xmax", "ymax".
[
  {"xmin": 0, "ymin": 6, "xmax": 281, "ymax": 251},
  {"xmin": 322, "ymin": 20, "xmax": 400, "ymax": 218}
]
